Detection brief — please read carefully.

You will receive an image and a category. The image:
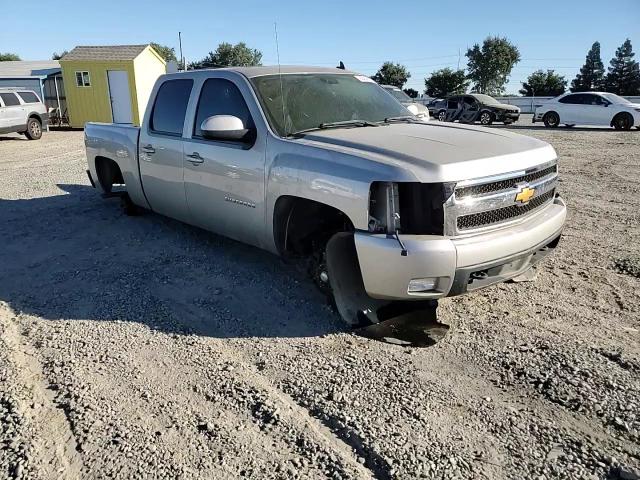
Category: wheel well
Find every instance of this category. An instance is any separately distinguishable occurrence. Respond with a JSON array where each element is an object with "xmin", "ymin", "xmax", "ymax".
[
  {"xmin": 28, "ymin": 114, "xmax": 42, "ymax": 123},
  {"xmin": 273, "ymin": 196, "xmax": 354, "ymax": 256},
  {"xmin": 95, "ymin": 156, "xmax": 125, "ymax": 192},
  {"xmin": 611, "ymin": 111, "xmax": 633, "ymax": 126}
]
